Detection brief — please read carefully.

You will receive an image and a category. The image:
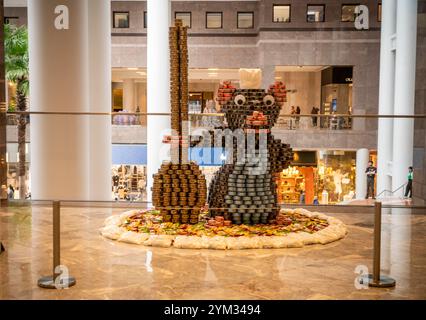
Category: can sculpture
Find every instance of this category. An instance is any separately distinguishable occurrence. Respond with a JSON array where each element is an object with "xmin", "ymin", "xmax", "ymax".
[{"xmin": 152, "ymin": 20, "xmax": 207, "ymax": 224}]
